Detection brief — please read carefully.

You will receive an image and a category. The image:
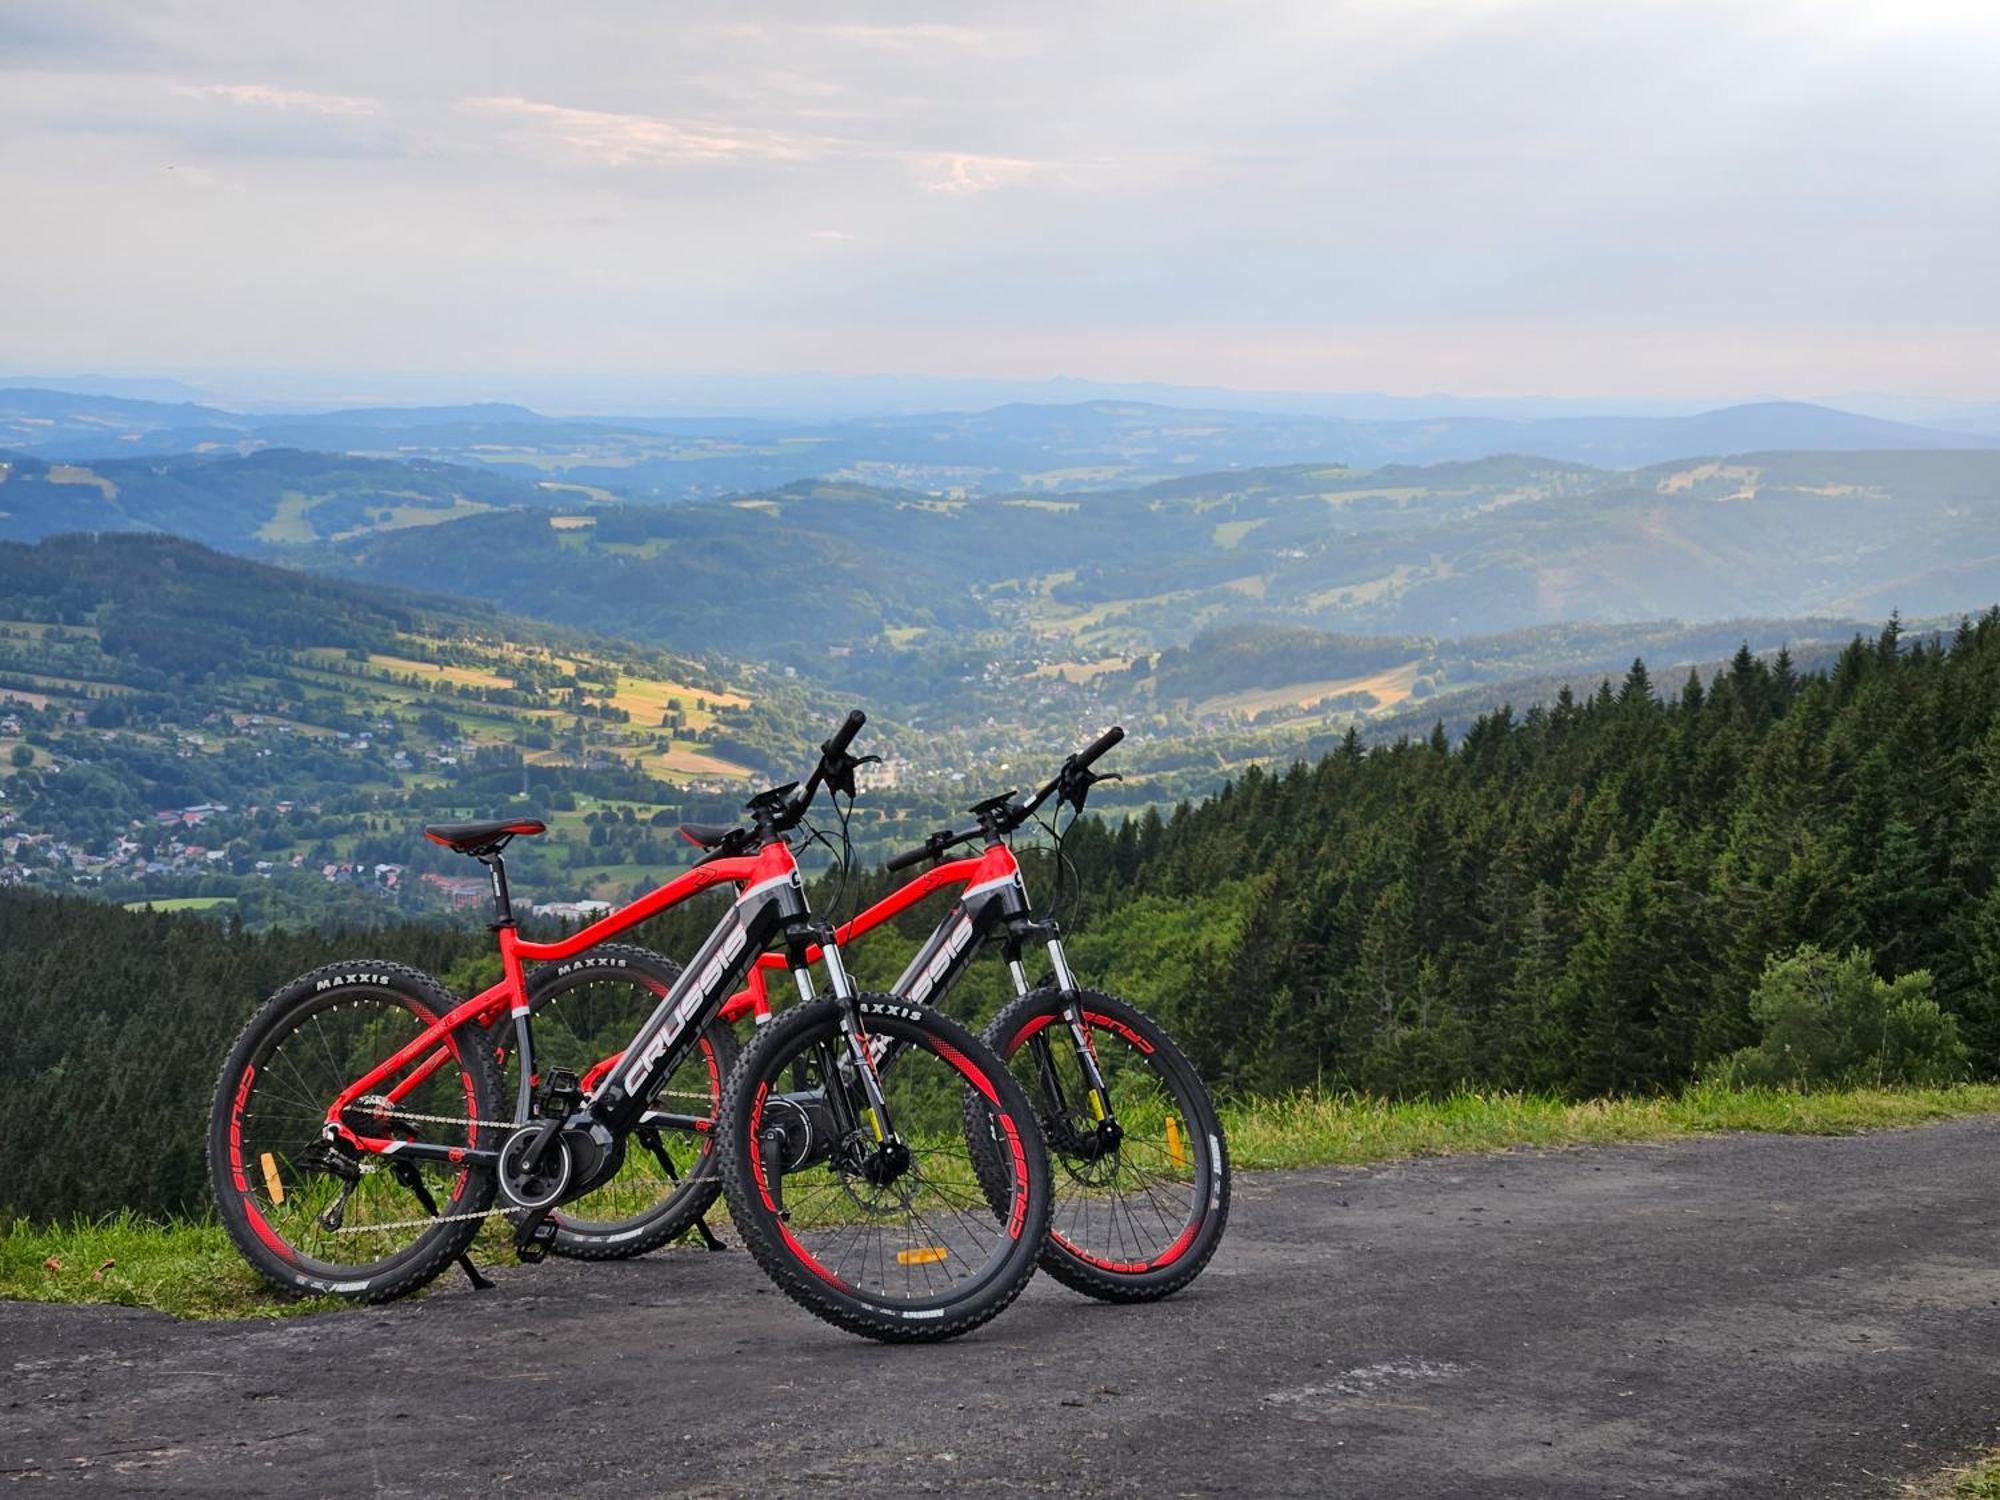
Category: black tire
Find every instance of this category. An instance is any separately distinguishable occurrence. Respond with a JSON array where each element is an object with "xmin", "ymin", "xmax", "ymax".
[
  {"xmin": 982, "ymin": 987, "xmax": 1229, "ymax": 1302},
  {"xmin": 719, "ymin": 994, "xmax": 1053, "ymax": 1343},
  {"xmin": 207, "ymin": 961, "xmax": 505, "ymax": 1302},
  {"xmin": 508, "ymin": 944, "xmax": 738, "ymax": 1260}
]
